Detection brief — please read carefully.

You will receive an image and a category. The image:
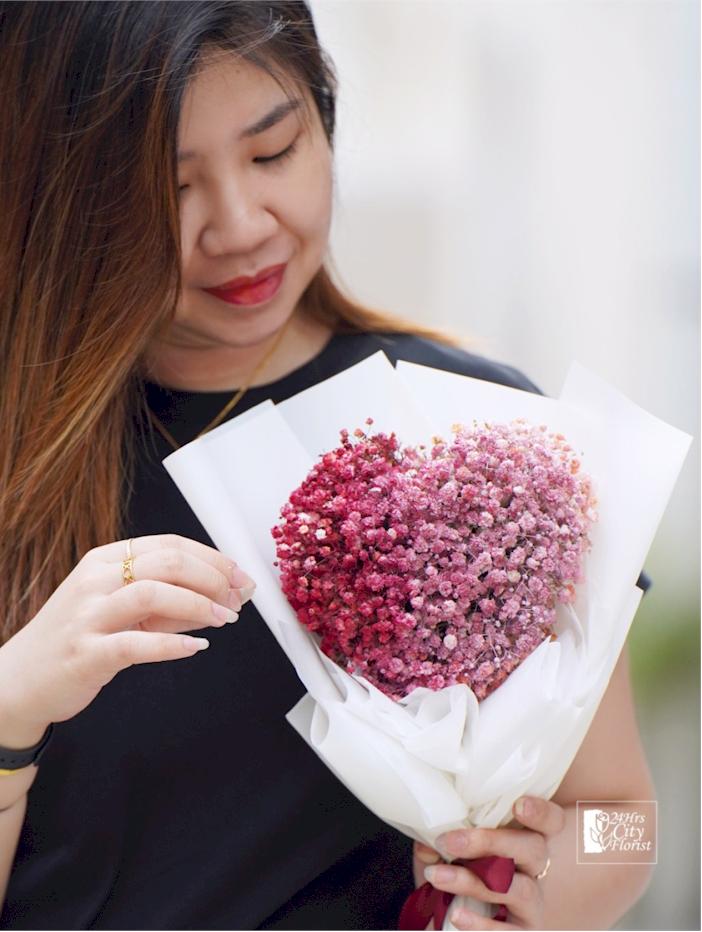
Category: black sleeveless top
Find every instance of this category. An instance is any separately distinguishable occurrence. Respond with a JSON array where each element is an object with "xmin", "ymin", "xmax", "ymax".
[{"xmin": 0, "ymin": 331, "xmax": 651, "ymax": 930}]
